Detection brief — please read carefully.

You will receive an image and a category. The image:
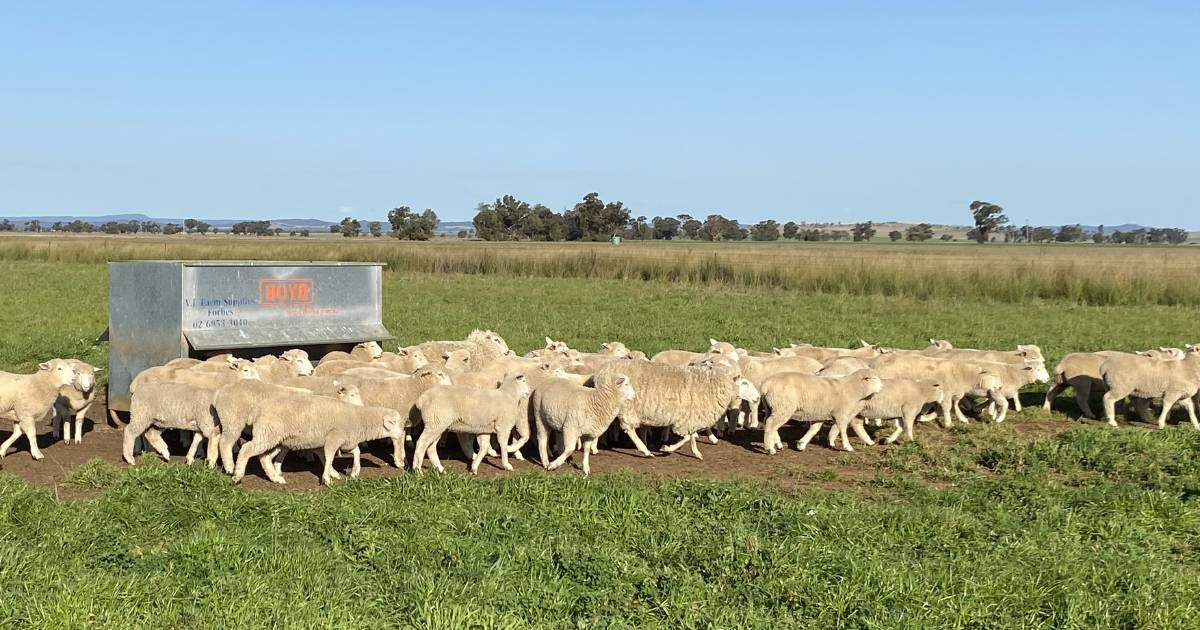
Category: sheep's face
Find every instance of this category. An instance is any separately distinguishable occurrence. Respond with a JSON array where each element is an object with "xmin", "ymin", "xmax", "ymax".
[
  {"xmin": 612, "ymin": 375, "xmax": 636, "ymax": 403},
  {"xmin": 848, "ymin": 370, "xmax": 883, "ymax": 396},
  {"xmin": 237, "ymin": 364, "xmax": 262, "ymax": 380},
  {"xmin": 399, "ymin": 348, "xmax": 430, "ymax": 368},
  {"xmin": 441, "ymin": 350, "xmax": 471, "ymax": 373},
  {"xmin": 335, "ymin": 383, "xmax": 364, "ymax": 406},
  {"xmin": 359, "ymin": 341, "xmax": 384, "ymax": 360},
  {"xmin": 544, "ymin": 337, "xmax": 570, "ymax": 353},
  {"xmin": 735, "ymin": 377, "xmax": 760, "ymax": 405},
  {"xmin": 507, "ymin": 373, "xmax": 531, "ymax": 399},
  {"xmin": 40, "ymin": 359, "xmax": 78, "ymax": 389},
  {"xmin": 74, "ymin": 365, "xmax": 97, "ymax": 393},
  {"xmin": 600, "ymin": 341, "xmax": 629, "ymax": 357},
  {"xmin": 283, "ymin": 353, "xmax": 315, "ymax": 376},
  {"xmin": 708, "ymin": 339, "xmax": 737, "ymax": 355},
  {"xmin": 1025, "ymin": 361, "xmax": 1051, "ymax": 384},
  {"xmin": 381, "ymin": 411, "xmax": 404, "ymax": 438},
  {"xmin": 929, "ymin": 339, "xmax": 953, "ymax": 351}
]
